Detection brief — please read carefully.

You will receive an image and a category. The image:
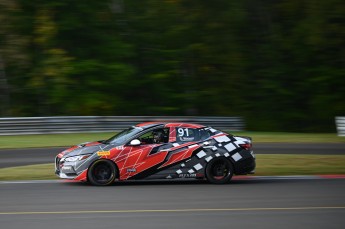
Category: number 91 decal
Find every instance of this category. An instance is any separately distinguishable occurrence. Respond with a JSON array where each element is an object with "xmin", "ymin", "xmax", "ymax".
[
  {"xmin": 178, "ymin": 128, "xmax": 189, "ymax": 137},
  {"xmin": 177, "ymin": 128, "xmax": 195, "ymax": 141}
]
